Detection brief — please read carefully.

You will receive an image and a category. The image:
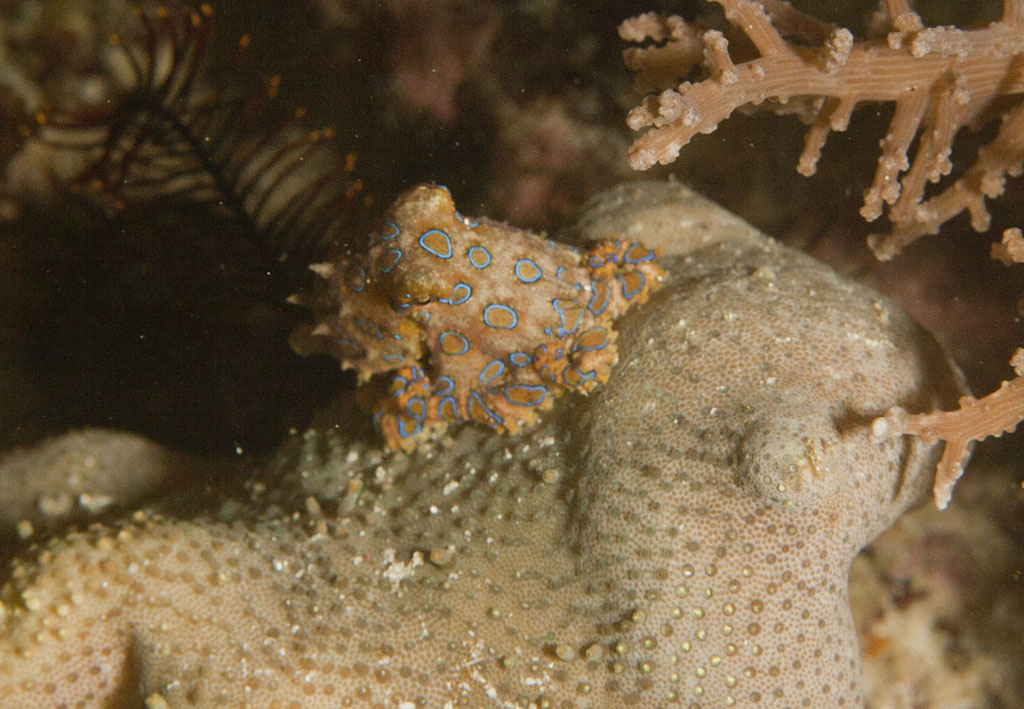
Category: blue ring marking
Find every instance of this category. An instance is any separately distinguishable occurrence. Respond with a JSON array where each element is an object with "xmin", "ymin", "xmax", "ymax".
[
  {"xmin": 382, "ymin": 353, "xmax": 405, "ymax": 363},
  {"xmin": 573, "ymin": 327, "xmax": 609, "ymax": 352},
  {"xmin": 440, "ymin": 282, "xmax": 472, "ymax": 306},
  {"xmin": 390, "ymin": 372, "xmax": 412, "ymax": 397},
  {"xmin": 617, "ymin": 270, "xmax": 646, "ymax": 300},
  {"xmin": 563, "ymin": 367, "xmax": 597, "ymax": 387},
  {"xmin": 335, "ymin": 337, "xmax": 365, "ymax": 358},
  {"xmin": 455, "ymin": 210, "xmax": 480, "ymax": 228},
  {"xmin": 380, "ymin": 221, "xmax": 400, "ymax": 241},
  {"xmin": 588, "ymin": 255, "xmax": 606, "ymax": 268},
  {"xmin": 406, "ymin": 397, "xmax": 427, "ymax": 421},
  {"xmin": 343, "ymin": 264, "xmax": 367, "ymax": 293},
  {"xmin": 504, "ymin": 384, "xmax": 547, "ymax": 407},
  {"xmin": 437, "ymin": 396, "xmax": 461, "ymax": 421},
  {"xmin": 468, "ymin": 245, "xmax": 491, "ymax": 269},
  {"xmin": 418, "ymin": 228, "xmax": 453, "ymax": 259},
  {"xmin": 514, "ymin": 258, "xmax": 543, "ymax": 283},
  {"xmin": 534, "ymin": 344, "xmax": 557, "ymax": 383},
  {"xmin": 509, "ymin": 351, "xmax": 532, "ymax": 367},
  {"xmin": 378, "ymin": 248, "xmax": 403, "ymax": 274},
  {"xmin": 396, "ymin": 416, "xmax": 422, "ymax": 439},
  {"xmin": 555, "ymin": 266, "xmax": 581, "ymax": 289},
  {"xmin": 587, "ymin": 279, "xmax": 610, "ymax": 316},
  {"xmin": 433, "ymin": 376, "xmax": 455, "ymax": 395},
  {"xmin": 624, "ymin": 243, "xmax": 654, "ymax": 264},
  {"xmin": 478, "ymin": 359, "xmax": 505, "ymax": 384},
  {"xmin": 468, "ymin": 390, "xmax": 503, "ymax": 427},
  {"xmin": 439, "ymin": 330, "xmax": 470, "ymax": 356},
  {"xmin": 553, "ymin": 265, "xmax": 581, "ymax": 291},
  {"xmin": 551, "ymin": 298, "xmax": 582, "ymax": 336},
  {"xmin": 549, "ymin": 239, "xmax": 578, "ymax": 255},
  {"xmin": 411, "ymin": 365, "xmax": 425, "ymax": 380},
  {"xmin": 483, "ymin": 303, "xmax": 518, "ymax": 330},
  {"xmin": 355, "ymin": 319, "xmax": 384, "ymax": 340}
]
